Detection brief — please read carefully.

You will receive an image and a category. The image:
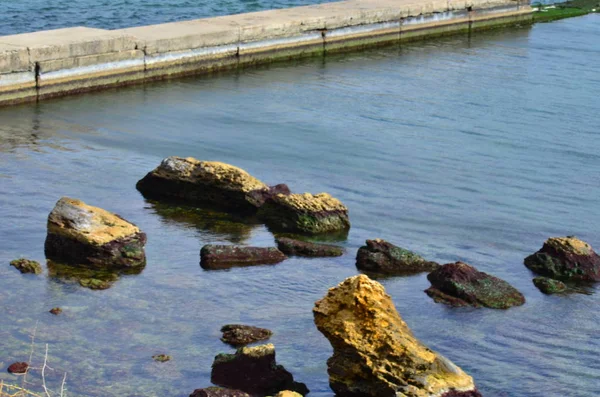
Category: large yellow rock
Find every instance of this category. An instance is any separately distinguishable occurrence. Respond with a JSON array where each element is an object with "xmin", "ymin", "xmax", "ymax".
[{"xmin": 313, "ymin": 275, "xmax": 480, "ymax": 397}]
